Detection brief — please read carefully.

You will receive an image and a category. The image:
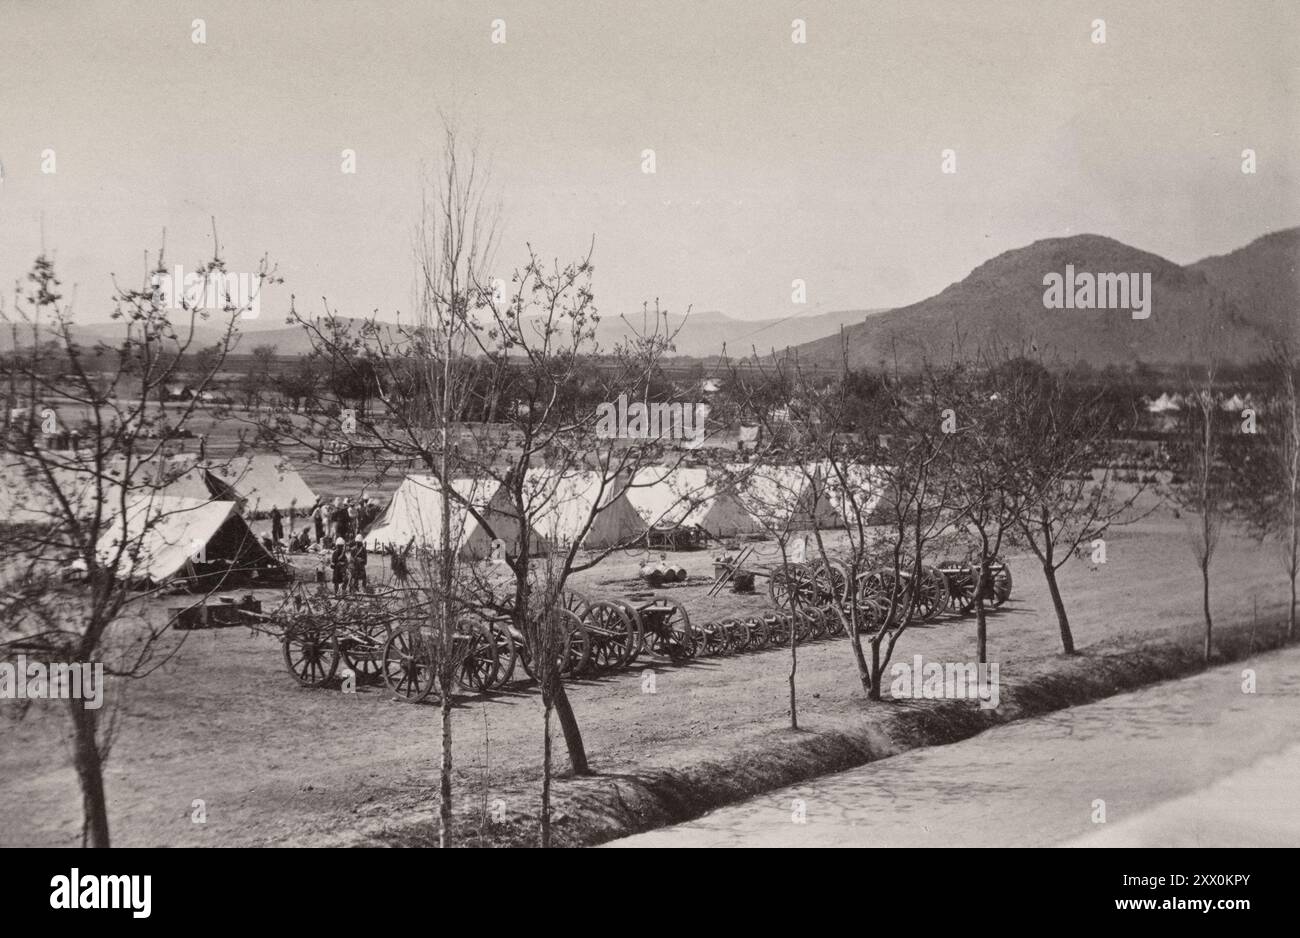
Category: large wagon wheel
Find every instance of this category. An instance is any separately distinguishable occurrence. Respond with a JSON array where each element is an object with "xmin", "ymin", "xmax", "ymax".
[
  {"xmin": 913, "ymin": 566, "xmax": 951, "ymax": 623},
  {"xmin": 610, "ymin": 599, "xmax": 645, "ymax": 664},
  {"xmin": 561, "ymin": 610, "xmax": 592, "ymax": 677},
  {"xmin": 853, "ymin": 573, "xmax": 892, "ymax": 633},
  {"xmin": 586, "ymin": 600, "xmax": 637, "ymax": 672},
  {"xmin": 338, "ymin": 616, "xmax": 388, "ymax": 684},
  {"xmin": 558, "ymin": 589, "xmax": 590, "ymax": 620},
  {"xmin": 643, "ymin": 596, "xmax": 694, "ymax": 660},
  {"xmin": 812, "ymin": 560, "xmax": 850, "ymax": 607},
  {"xmin": 282, "ymin": 619, "xmax": 340, "ymax": 687},
  {"xmin": 459, "ymin": 622, "xmax": 502, "ymax": 693},
  {"xmin": 381, "ymin": 627, "xmax": 438, "ymax": 702},
  {"xmin": 767, "ymin": 562, "xmax": 809, "ymax": 610}
]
